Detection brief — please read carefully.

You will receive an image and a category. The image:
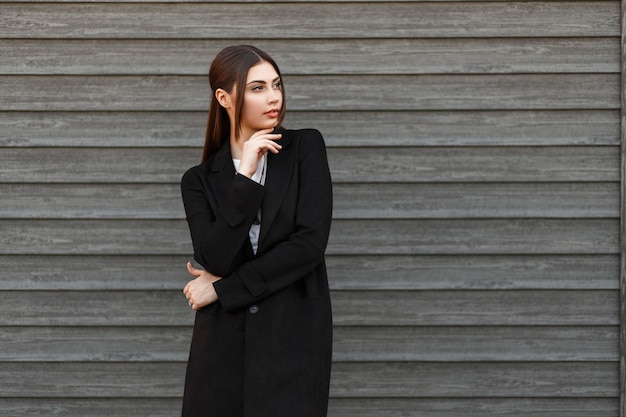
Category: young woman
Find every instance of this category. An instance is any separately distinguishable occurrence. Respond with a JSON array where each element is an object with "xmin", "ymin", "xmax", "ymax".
[{"xmin": 180, "ymin": 45, "xmax": 333, "ymax": 417}]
